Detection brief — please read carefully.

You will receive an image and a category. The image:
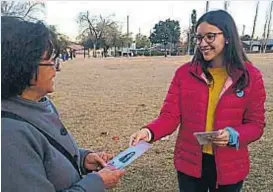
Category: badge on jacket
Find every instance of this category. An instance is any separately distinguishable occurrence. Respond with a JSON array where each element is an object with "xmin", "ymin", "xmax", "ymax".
[{"xmin": 236, "ymin": 90, "xmax": 244, "ymax": 98}]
